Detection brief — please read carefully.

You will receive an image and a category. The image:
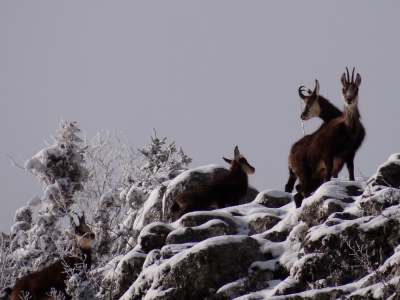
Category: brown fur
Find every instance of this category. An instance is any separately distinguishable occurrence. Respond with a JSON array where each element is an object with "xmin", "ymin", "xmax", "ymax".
[
  {"xmin": 288, "ymin": 68, "xmax": 365, "ymax": 208},
  {"xmin": 171, "ymin": 146, "xmax": 255, "ymax": 220},
  {"xmin": 10, "ymin": 213, "xmax": 95, "ymax": 300},
  {"xmin": 285, "ymin": 80, "xmax": 343, "ymax": 194}
]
